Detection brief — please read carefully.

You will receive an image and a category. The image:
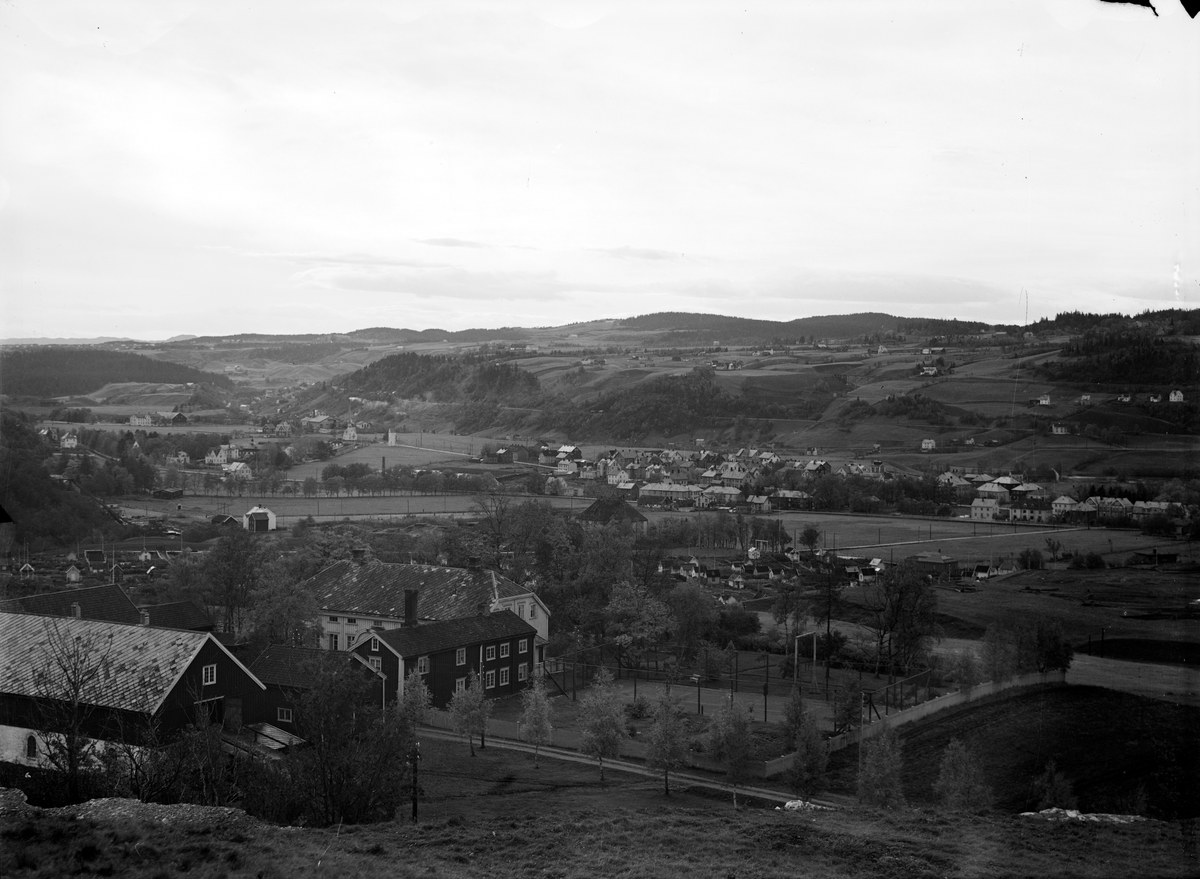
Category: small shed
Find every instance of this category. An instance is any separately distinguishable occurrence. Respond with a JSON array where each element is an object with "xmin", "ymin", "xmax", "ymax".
[{"xmin": 242, "ymin": 506, "xmax": 277, "ymax": 533}]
